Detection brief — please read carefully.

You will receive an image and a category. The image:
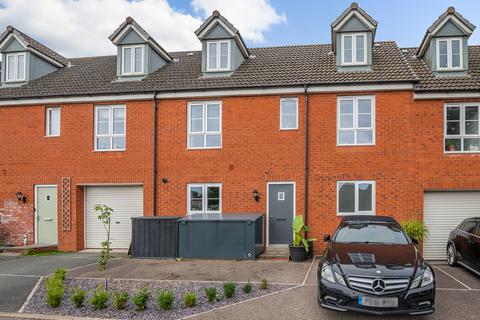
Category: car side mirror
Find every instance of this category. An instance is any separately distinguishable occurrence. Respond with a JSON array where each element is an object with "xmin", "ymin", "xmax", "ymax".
[
  {"xmin": 411, "ymin": 237, "xmax": 419, "ymax": 245},
  {"xmin": 323, "ymin": 234, "xmax": 331, "ymax": 242}
]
